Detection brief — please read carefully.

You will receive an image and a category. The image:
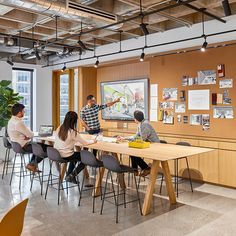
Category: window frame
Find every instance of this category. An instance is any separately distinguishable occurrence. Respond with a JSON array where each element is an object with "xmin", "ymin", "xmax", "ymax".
[{"xmin": 12, "ymin": 67, "xmax": 34, "ymax": 129}]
